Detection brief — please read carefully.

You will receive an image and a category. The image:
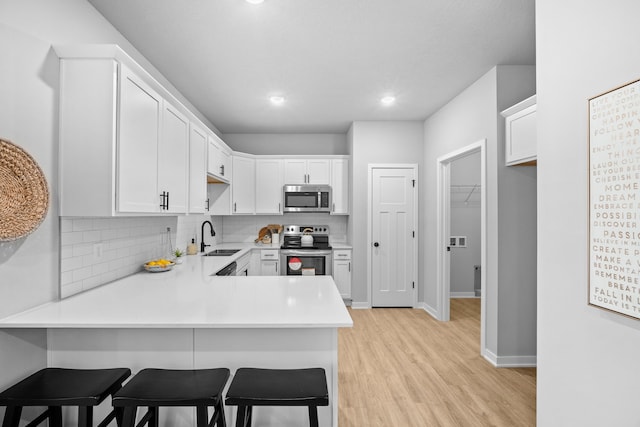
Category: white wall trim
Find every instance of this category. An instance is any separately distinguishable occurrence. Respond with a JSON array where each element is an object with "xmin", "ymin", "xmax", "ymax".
[
  {"xmin": 351, "ymin": 301, "xmax": 371, "ymax": 309},
  {"xmin": 436, "ymin": 139, "xmax": 488, "ymax": 358},
  {"xmin": 417, "ymin": 302, "xmax": 439, "ymax": 319},
  {"xmin": 484, "ymin": 349, "xmax": 537, "ymax": 368},
  {"xmin": 450, "ymin": 292, "xmax": 478, "ymax": 298},
  {"xmin": 367, "ymin": 164, "xmax": 419, "ymax": 308}
]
